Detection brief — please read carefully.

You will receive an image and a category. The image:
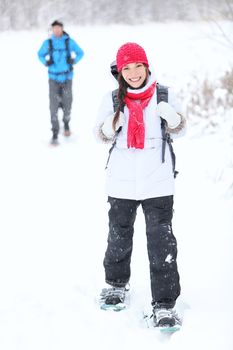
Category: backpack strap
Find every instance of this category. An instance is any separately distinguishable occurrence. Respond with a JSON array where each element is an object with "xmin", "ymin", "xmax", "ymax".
[
  {"xmin": 48, "ymin": 38, "xmax": 53, "ymax": 56},
  {"xmin": 106, "ymin": 85, "xmax": 178, "ymax": 177},
  {"xmin": 65, "ymin": 37, "xmax": 73, "ymax": 71},
  {"xmin": 156, "ymin": 83, "xmax": 168, "ymax": 103},
  {"xmin": 105, "ymin": 89, "xmax": 124, "ymax": 169},
  {"xmin": 112, "ymin": 89, "xmax": 125, "ymax": 113},
  {"xmin": 47, "ymin": 36, "xmax": 73, "ymax": 75},
  {"xmin": 157, "ymin": 83, "xmax": 178, "ymax": 178},
  {"xmin": 65, "ymin": 37, "xmax": 70, "ymax": 53}
]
